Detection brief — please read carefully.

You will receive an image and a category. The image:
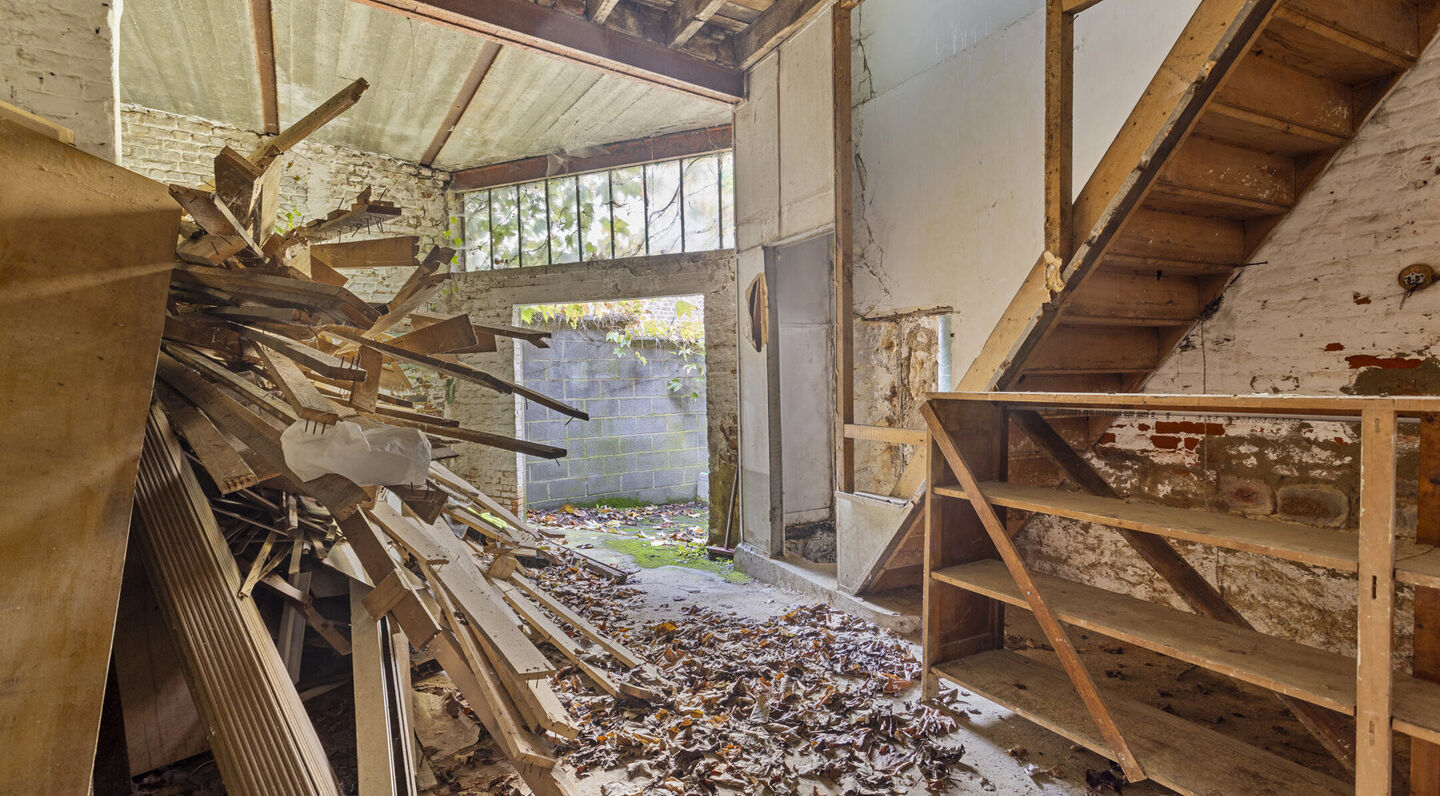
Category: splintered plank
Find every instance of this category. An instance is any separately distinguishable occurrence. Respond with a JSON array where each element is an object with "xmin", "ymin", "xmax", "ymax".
[
  {"xmin": 410, "ymin": 310, "xmax": 498, "ymax": 353},
  {"xmin": 169, "ymin": 185, "xmax": 261, "ymax": 254},
  {"xmin": 361, "ymin": 412, "xmax": 564, "ymax": 459},
  {"xmin": 429, "ymin": 462, "xmax": 549, "ymax": 538},
  {"xmin": 366, "ymin": 248, "xmax": 454, "ymax": 335},
  {"xmin": 235, "ymin": 325, "xmax": 367, "ymax": 381},
  {"xmin": 507, "ymin": 574, "xmax": 644, "ymax": 669},
  {"xmin": 132, "ymin": 407, "xmax": 341, "ymax": 796},
  {"xmin": 253, "ymin": 78, "xmax": 369, "ymax": 163},
  {"xmin": 214, "ymin": 146, "xmax": 266, "ymax": 223},
  {"xmin": 171, "ymin": 264, "xmax": 379, "ymax": 327},
  {"xmin": 325, "ymin": 325, "xmax": 515, "ymax": 396},
  {"xmin": 293, "ymin": 190, "xmax": 402, "ymax": 242},
  {"xmin": 311, "ymin": 236, "xmax": 417, "ymax": 267},
  {"xmin": 496, "ymin": 580, "xmax": 622, "ymax": 697},
  {"xmin": 365, "ymin": 505, "xmax": 556, "ymax": 681},
  {"xmin": 388, "ymin": 313, "xmax": 478, "ymax": 355},
  {"xmin": 934, "ymin": 650, "xmax": 1350, "ymax": 796},
  {"xmin": 0, "ymin": 121, "xmax": 178, "ymax": 795},
  {"xmin": 154, "ymin": 381, "xmax": 259, "ymax": 493},
  {"xmin": 165, "ymin": 343, "xmax": 299, "ymax": 424},
  {"xmin": 255, "ymin": 345, "xmax": 344, "ymax": 424}
]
